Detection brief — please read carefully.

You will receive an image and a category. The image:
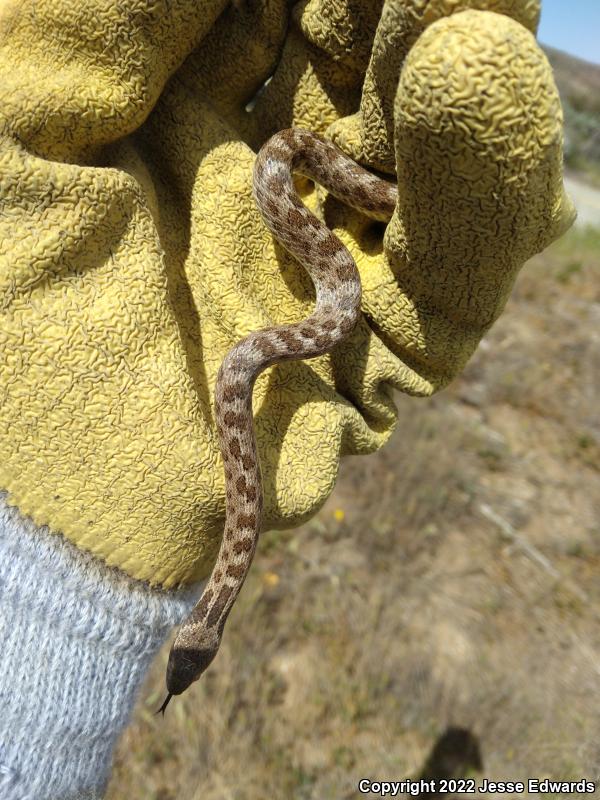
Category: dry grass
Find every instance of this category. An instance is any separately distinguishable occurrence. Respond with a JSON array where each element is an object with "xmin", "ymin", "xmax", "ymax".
[{"xmin": 107, "ymin": 225, "xmax": 600, "ymax": 799}]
